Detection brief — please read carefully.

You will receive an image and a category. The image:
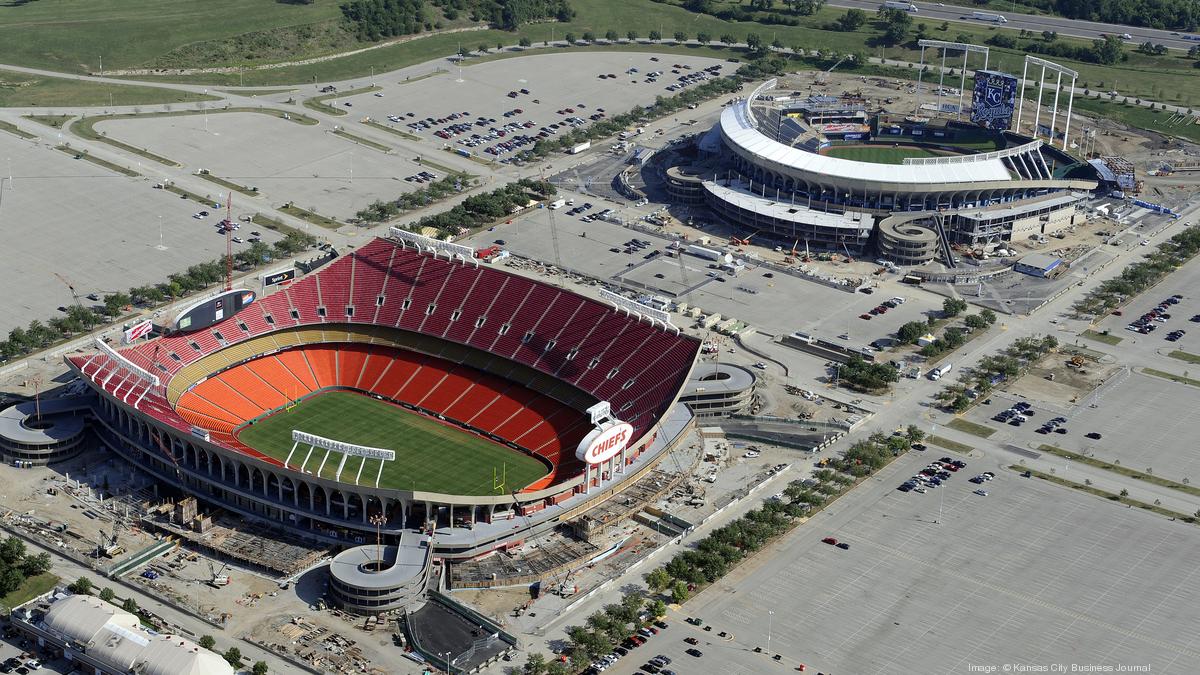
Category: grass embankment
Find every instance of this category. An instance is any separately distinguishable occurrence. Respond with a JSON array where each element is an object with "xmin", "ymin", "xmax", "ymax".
[
  {"xmin": 1168, "ymin": 350, "xmax": 1200, "ymax": 365},
  {"xmin": 279, "ymin": 203, "xmax": 344, "ymax": 230},
  {"xmin": 22, "ymin": 114, "xmax": 73, "ymax": 129},
  {"xmin": 237, "ymin": 391, "xmax": 548, "ymax": 494},
  {"xmin": 1080, "ymin": 329, "xmax": 1122, "ymax": 346},
  {"xmin": 54, "ymin": 146, "xmax": 140, "ymax": 177},
  {"xmin": 1037, "ymin": 445, "xmax": 1200, "ymax": 498},
  {"xmin": 1143, "ymin": 368, "xmax": 1200, "ymax": 388},
  {"xmin": 1015, "ymin": 466, "xmax": 1200, "ymax": 524},
  {"xmin": 330, "ymin": 128, "xmax": 391, "ymax": 153},
  {"xmin": 0, "ymin": 573, "xmax": 59, "ymax": 612},
  {"xmin": 361, "ymin": 118, "xmax": 421, "ymax": 141},
  {"xmin": 302, "ymin": 85, "xmax": 381, "ymax": 116},
  {"xmin": 946, "ymin": 419, "xmax": 997, "ymax": 439},
  {"xmin": 0, "ymin": 120, "xmax": 36, "ymax": 139},
  {"xmin": 1072, "ymin": 96, "xmax": 1200, "ymax": 145},
  {"xmin": 927, "ymin": 435, "xmax": 973, "ymax": 455},
  {"xmin": 197, "ymin": 173, "xmax": 260, "ymax": 197},
  {"xmin": 0, "ymin": 68, "xmax": 215, "ymax": 107}
]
